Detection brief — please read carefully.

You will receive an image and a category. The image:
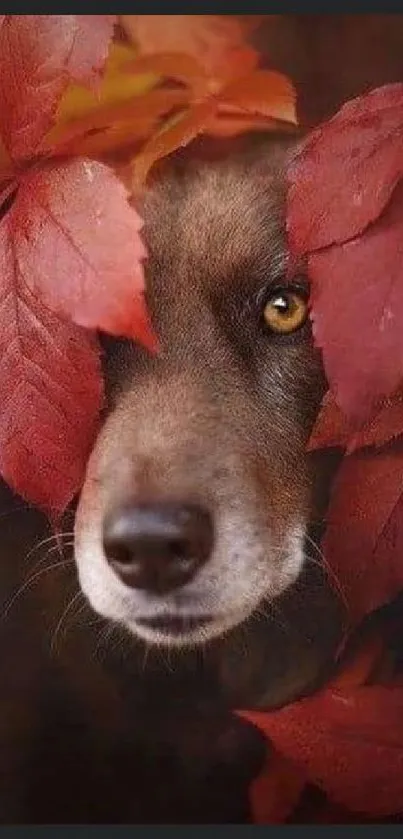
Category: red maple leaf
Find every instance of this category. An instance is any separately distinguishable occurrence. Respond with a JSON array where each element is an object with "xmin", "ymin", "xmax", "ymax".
[
  {"xmin": 309, "ymin": 181, "xmax": 403, "ymax": 422},
  {"xmin": 322, "ymin": 448, "xmax": 403, "ymax": 622},
  {"xmin": 7, "ymin": 160, "xmax": 152, "ymax": 344},
  {"xmin": 244, "ymin": 682, "xmax": 403, "ymax": 818},
  {"xmin": 309, "ymin": 389, "xmax": 403, "ymax": 454},
  {"xmin": 241, "ymin": 626, "xmax": 403, "ymax": 821},
  {"xmin": 0, "ymin": 16, "xmax": 154, "ymax": 514},
  {"xmin": 287, "ymin": 84, "xmax": 403, "ymax": 254},
  {"xmin": 287, "ymin": 83, "xmax": 403, "ymax": 422},
  {"xmin": 287, "ymin": 83, "xmax": 403, "ymax": 630},
  {"xmin": 0, "ymin": 284, "xmax": 102, "ymax": 515},
  {"xmin": 0, "ymin": 15, "xmax": 115, "ymax": 161}
]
